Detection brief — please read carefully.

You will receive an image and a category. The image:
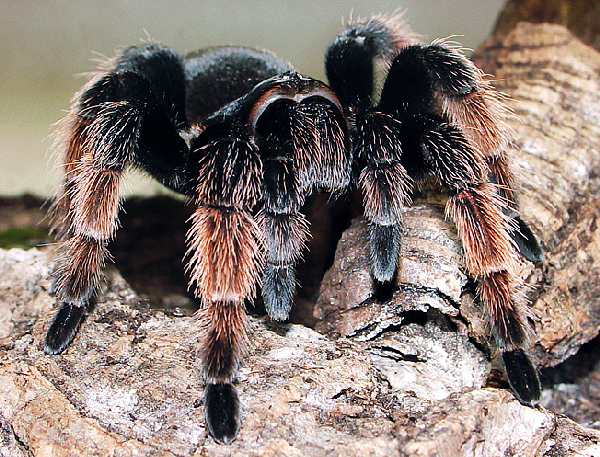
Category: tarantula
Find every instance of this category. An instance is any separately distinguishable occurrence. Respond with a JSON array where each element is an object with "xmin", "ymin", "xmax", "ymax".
[{"xmin": 45, "ymin": 12, "xmax": 542, "ymax": 445}]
